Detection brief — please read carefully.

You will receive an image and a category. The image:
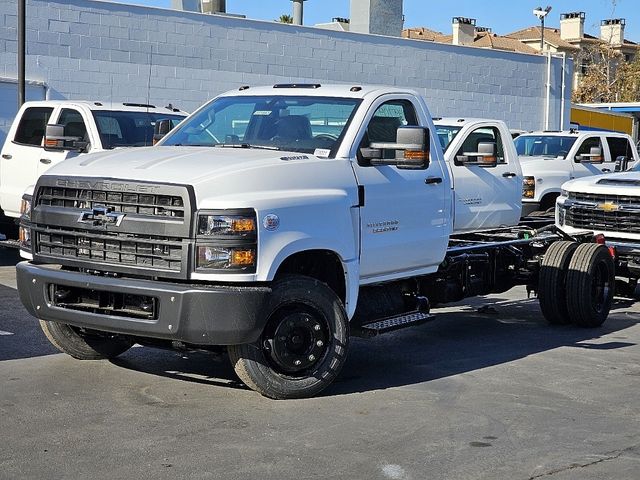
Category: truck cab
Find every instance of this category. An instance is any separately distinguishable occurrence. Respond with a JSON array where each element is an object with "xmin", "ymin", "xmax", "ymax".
[
  {"xmin": 0, "ymin": 101, "xmax": 187, "ymax": 219},
  {"xmin": 435, "ymin": 118, "xmax": 522, "ymax": 232},
  {"xmin": 514, "ymin": 130, "xmax": 639, "ymax": 216}
]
